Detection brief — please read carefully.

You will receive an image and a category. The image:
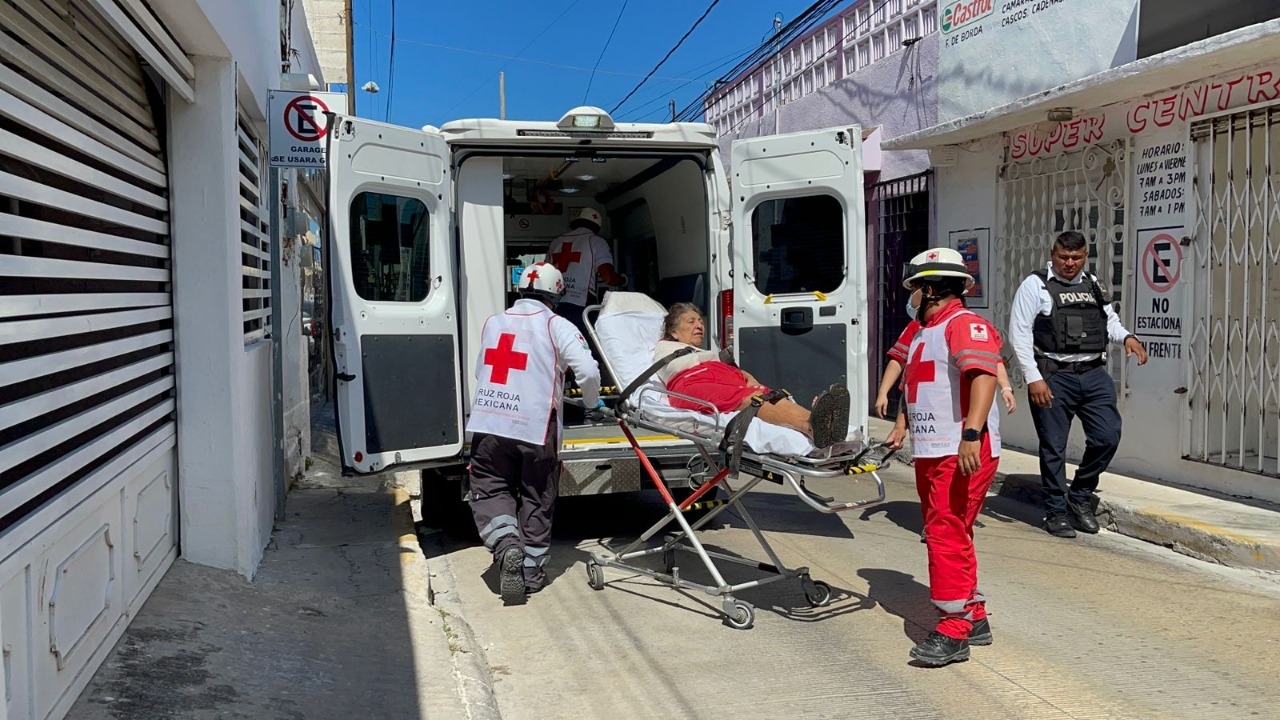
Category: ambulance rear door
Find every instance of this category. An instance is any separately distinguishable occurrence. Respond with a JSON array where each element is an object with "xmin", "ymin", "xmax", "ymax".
[
  {"xmin": 326, "ymin": 116, "xmax": 462, "ymax": 473},
  {"xmin": 729, "ymin": 127, "xmax": 868, "ymax": 422}
]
